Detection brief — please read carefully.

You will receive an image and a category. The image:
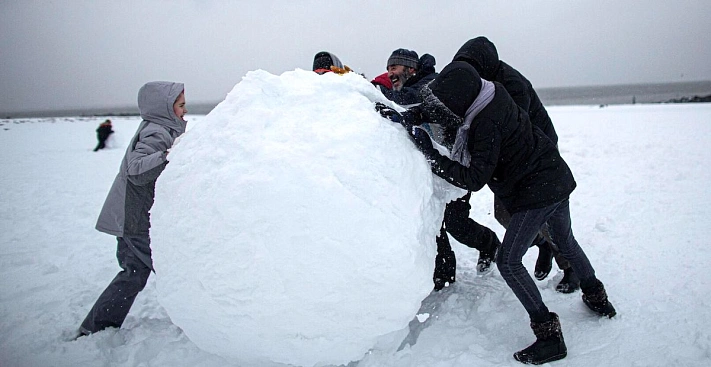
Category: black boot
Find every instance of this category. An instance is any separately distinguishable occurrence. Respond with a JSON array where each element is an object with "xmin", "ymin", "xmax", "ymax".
[
  {"xmin": 534, "ymin": 240, "xmax": 554, "ymax": 280},
  {"xmin": 514, "ymin": 312, "xmax": 567, "ymax": 365},
  {"xmin": 555, "ymin": 268, "xmax": 580, "ymax": 293},
  {"xmin": 433, "ymin": 250, "xmax": 456, "ymax": 291},
  {"xmin": 581, "ymin": 279, "xmax": 616, "ymax": 318},
  {"xmin": 476, "ymin": 234, "xmax": 500, "ymax": 275}
]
